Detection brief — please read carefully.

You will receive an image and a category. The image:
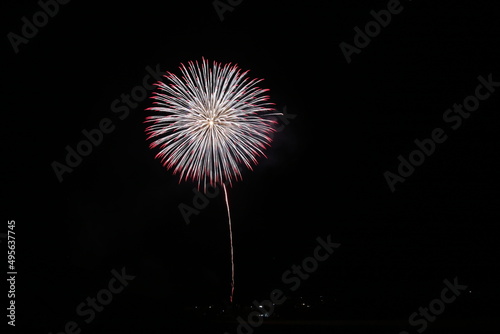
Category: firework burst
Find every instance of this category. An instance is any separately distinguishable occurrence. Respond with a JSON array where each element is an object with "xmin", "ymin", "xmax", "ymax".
[
  {"xmin": 145, "ymin": 58, "xmax": 279, "ymax": 190},
  {"xmin": 145, "ymin": 58, "xmax": 281, "ymax": 303}
]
